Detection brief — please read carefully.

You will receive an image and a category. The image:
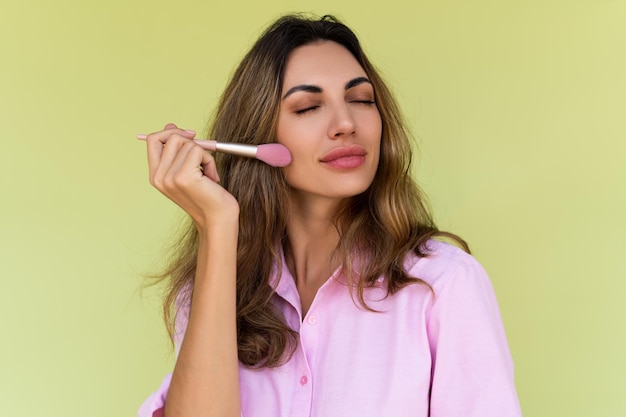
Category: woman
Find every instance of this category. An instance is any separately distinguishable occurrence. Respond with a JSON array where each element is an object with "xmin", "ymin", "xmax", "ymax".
[{"xmin": 138, "ymin": 14, "xmax": 522, "ymax": 417}]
